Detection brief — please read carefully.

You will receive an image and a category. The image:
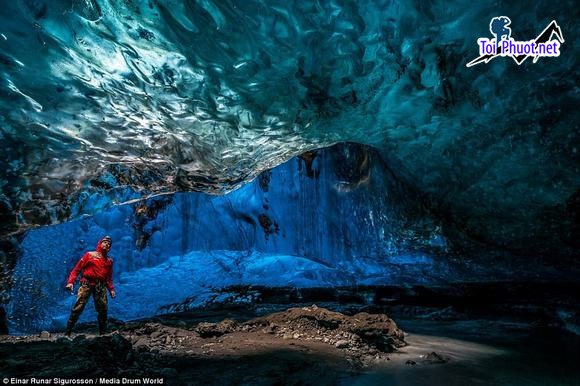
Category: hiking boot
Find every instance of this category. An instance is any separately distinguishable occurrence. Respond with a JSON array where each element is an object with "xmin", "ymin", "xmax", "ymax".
[{"xmin": 98, "ymin": 318, "xmax": 107, "ymax": 336}]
